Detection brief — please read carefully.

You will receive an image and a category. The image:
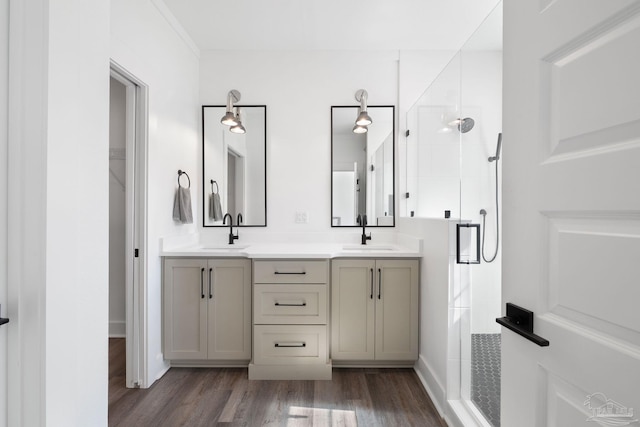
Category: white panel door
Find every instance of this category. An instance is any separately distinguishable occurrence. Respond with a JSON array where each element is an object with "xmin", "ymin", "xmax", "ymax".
[{"xmin": 502, "ymin": 1, "xmax": 640, "ymax": 426}]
